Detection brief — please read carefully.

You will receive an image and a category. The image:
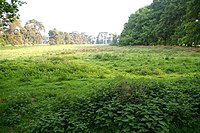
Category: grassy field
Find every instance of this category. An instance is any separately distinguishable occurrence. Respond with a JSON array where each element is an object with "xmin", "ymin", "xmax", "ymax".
[{"xmin": 0, "ymin": 44, "xmax": 200, "ymax": 132}]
